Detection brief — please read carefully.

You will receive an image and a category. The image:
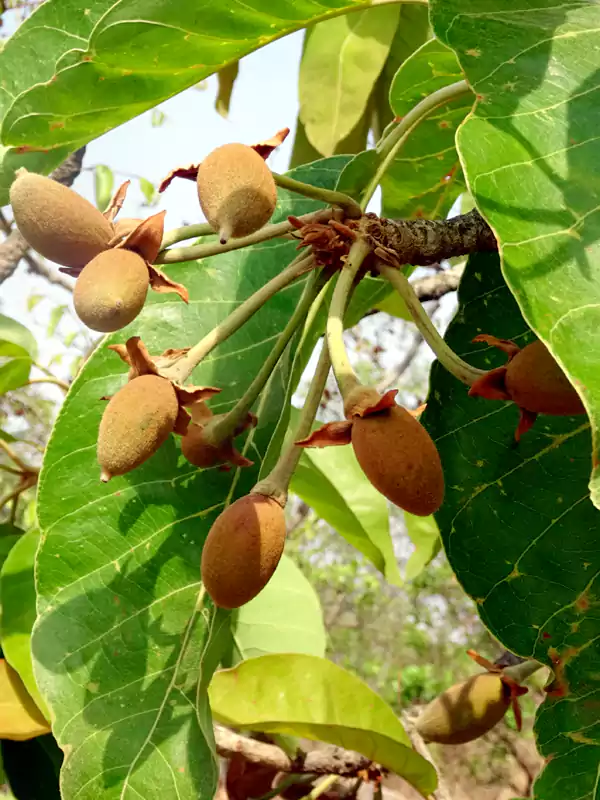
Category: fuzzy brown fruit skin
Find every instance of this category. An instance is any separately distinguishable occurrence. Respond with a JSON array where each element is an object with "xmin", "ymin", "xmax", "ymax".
[
  {"xmin": 201, "ymin": 493, "xmax": 285, "ymax": 609},
  {"xmin": 98, "ymin": 374, "xmax": 178, "ymax": 482},
  {"xmin": 181, "ymin": 424, "xmax": 221, "ymax": 468},
  {"xmin": 197, "ymin": 144, "xmax": 277, "ymax": 243},
  {"xmin": 74, "ymin": 249, "xmax": 149, "ymax": 333},
  {"xmin": 505, "ymin": 340, "xmax": 585, "ymax": 416},
  {"xmin": 351, "ymin": 405, "xmax": 444, "ymax": 516},
  {"xmin": 416, "ymin": 674, "xmax": 509, "ymax": 745},
  {"xmin": 10, "ymin": 170, "xmax": 114, "ymax": 268}
]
